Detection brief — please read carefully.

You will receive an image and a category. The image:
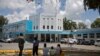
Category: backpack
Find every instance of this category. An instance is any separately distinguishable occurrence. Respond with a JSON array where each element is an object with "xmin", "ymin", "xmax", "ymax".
[
  {"xmin": 33, "ymin": 40, "xmax": 39, "ymax": 47},
  {"xmin": 50, "ymin": 49, "xmax": 55, "ymax": 56}
]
